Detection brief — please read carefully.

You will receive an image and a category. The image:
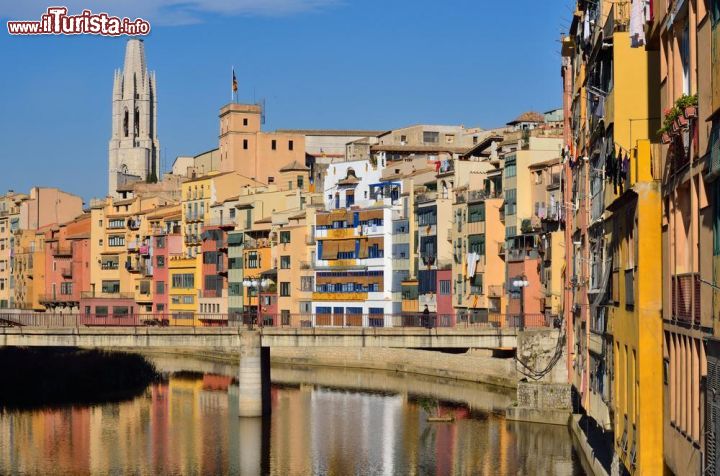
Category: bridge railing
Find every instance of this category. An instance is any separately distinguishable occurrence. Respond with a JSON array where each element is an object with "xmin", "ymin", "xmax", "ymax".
[{"xmin": 0, "ymin": 312, "xmax": 553, "ymax": 330}]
